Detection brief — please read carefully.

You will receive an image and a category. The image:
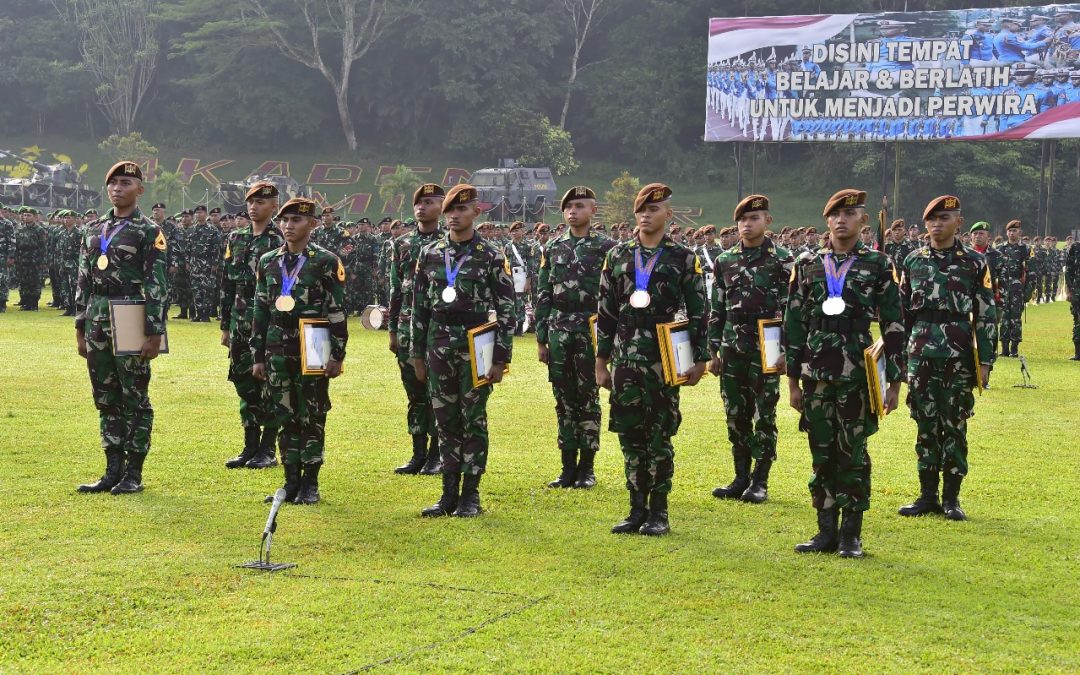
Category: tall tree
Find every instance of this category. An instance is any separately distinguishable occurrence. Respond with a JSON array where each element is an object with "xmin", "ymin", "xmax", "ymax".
[
  {"xmin": 559, "ymin": 0, "xmax": 609, "ymax": 129},
  {"xmin": 241, "ymin": 0, "xmax": 423, "ymax": 151}
]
